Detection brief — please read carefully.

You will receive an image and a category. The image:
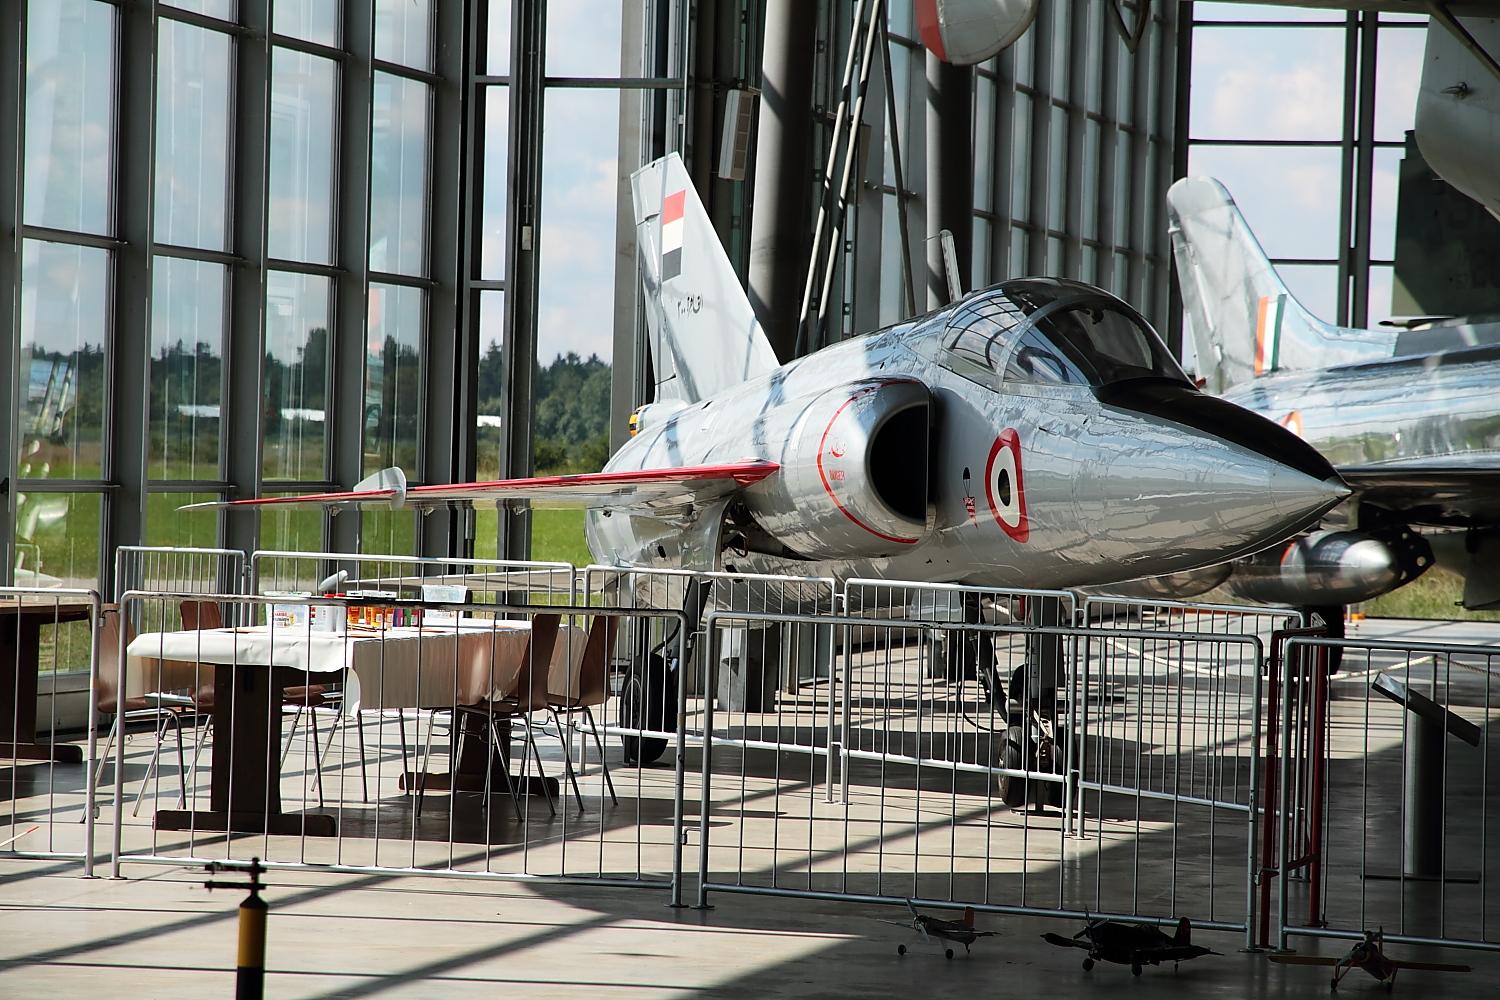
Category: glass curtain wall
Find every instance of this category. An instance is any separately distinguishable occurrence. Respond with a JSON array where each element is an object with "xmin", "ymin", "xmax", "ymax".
[
  {"xmin": 849, "ymin": 1, "xmax": 1180, "ymax": 340},
  {"xmin": 1186, "ymin": 2, "xmax": 1428, "ymax": 332}
]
